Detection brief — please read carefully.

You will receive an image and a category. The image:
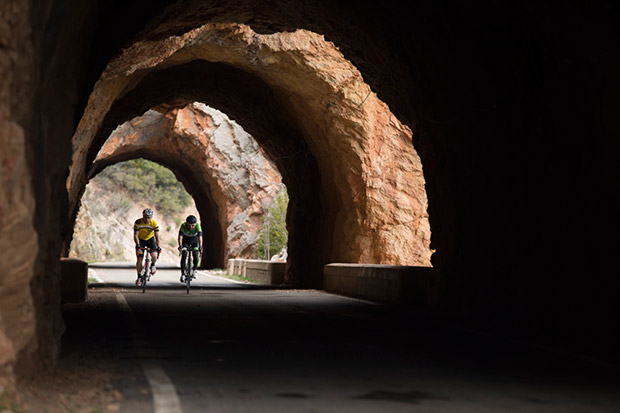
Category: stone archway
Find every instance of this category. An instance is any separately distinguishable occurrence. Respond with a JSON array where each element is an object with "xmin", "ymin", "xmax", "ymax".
[
  {"xmin": 81, "ymin": 102, "xmax": 283, "ymax": 268},
  {"xmin": 67, "ymin": 23, "xmax": 432, "ymax": 288}
]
